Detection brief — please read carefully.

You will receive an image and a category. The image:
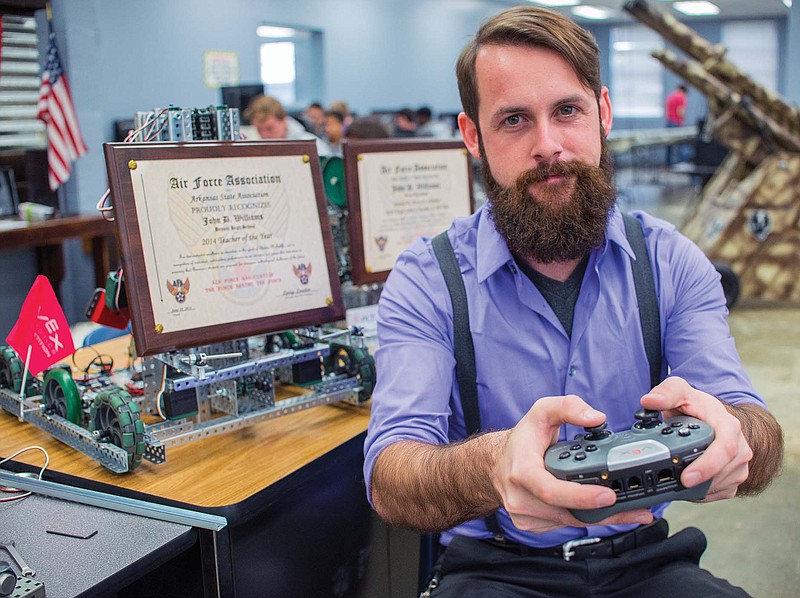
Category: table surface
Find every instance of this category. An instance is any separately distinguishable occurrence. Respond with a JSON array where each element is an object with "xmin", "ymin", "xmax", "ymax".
[
  {"xmin": 0, "ymin": 492, "xmax": 195, "ymax": 598},
  {"xmin": 0, "ymin": 214, "xmax": 116, "ymax": 250},
  {"xmin": 0, "ymin": 336, "xmax": 371, "ymax": 512}
]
